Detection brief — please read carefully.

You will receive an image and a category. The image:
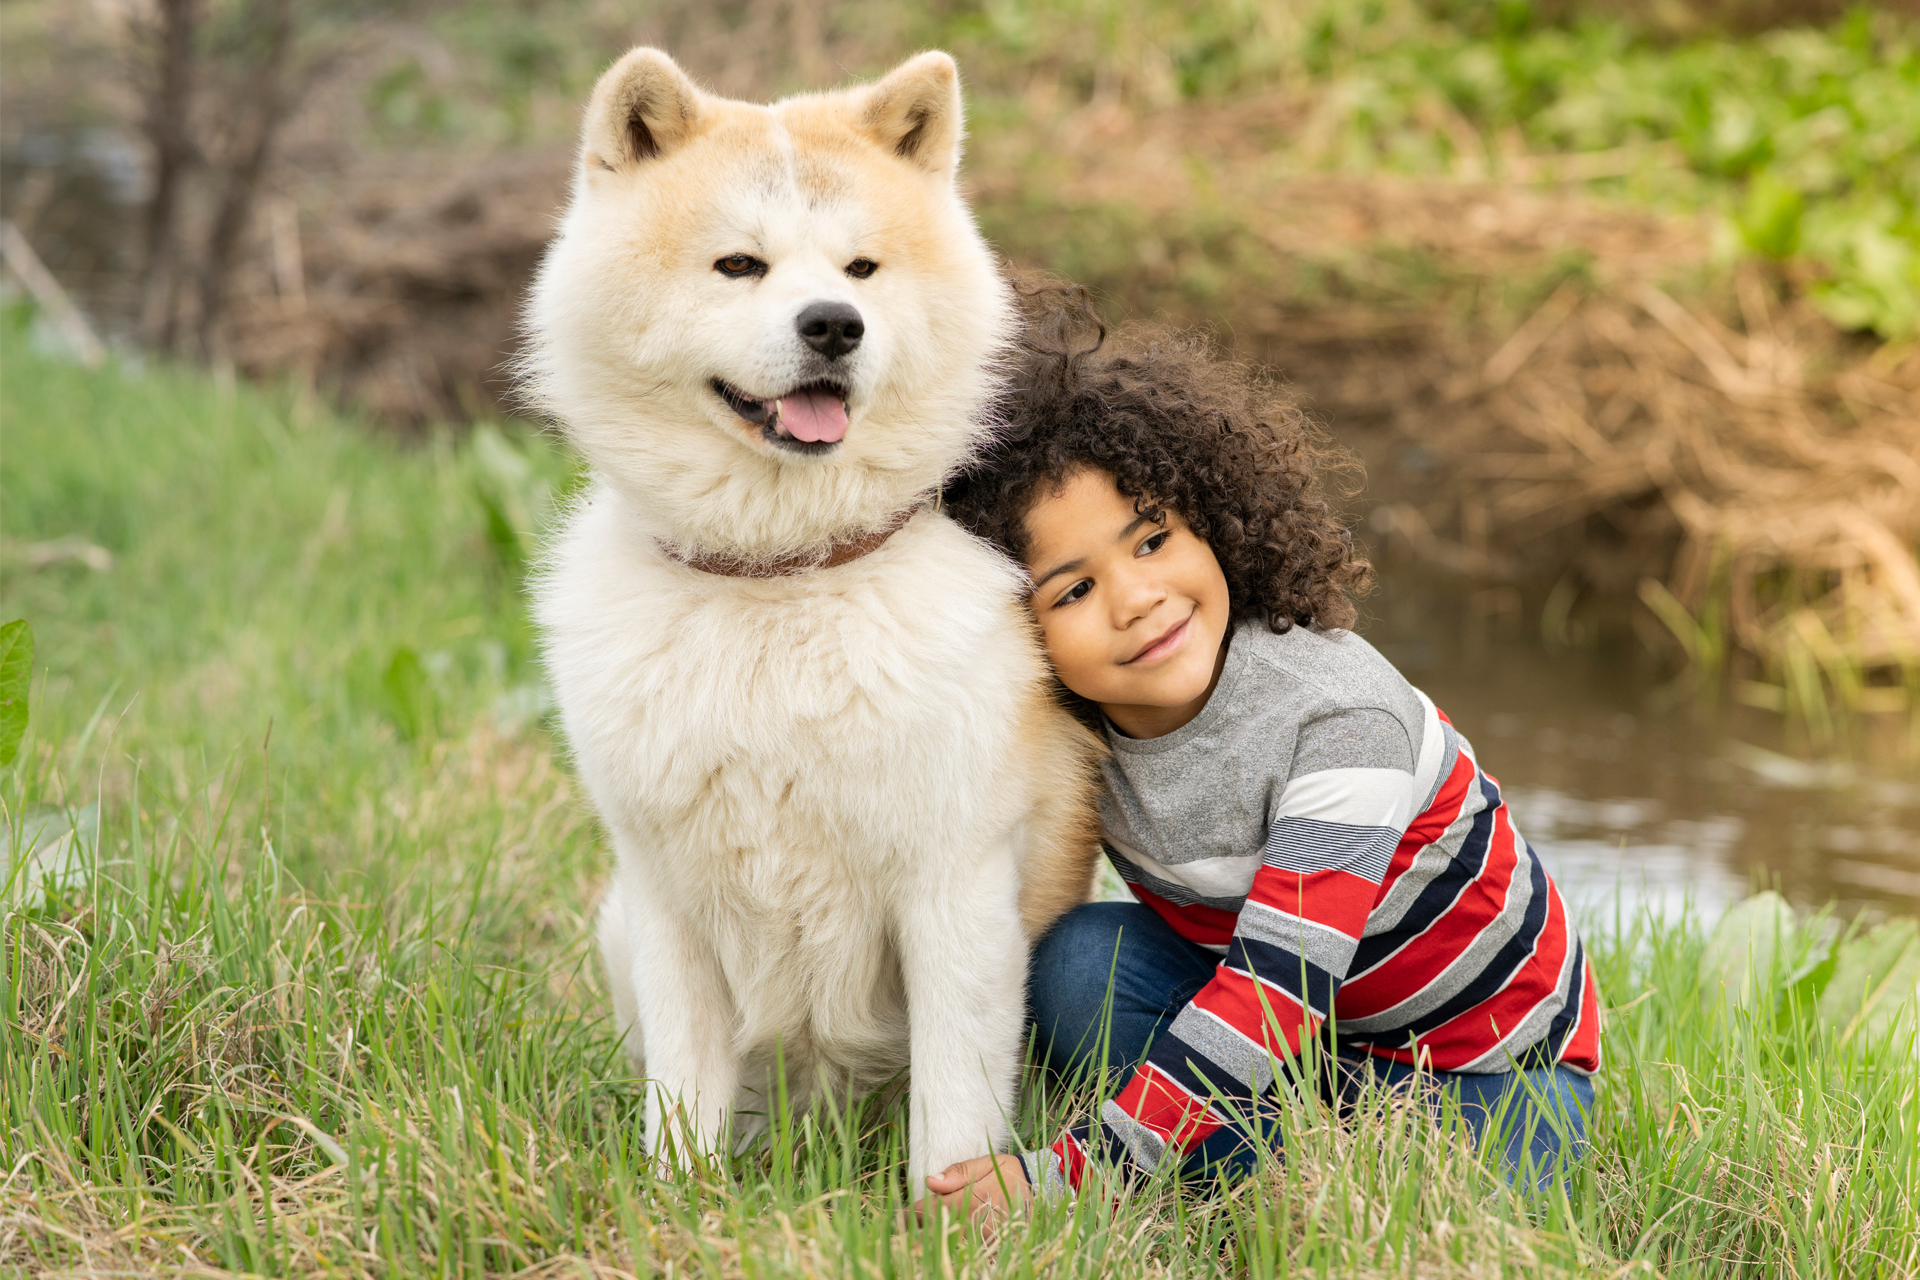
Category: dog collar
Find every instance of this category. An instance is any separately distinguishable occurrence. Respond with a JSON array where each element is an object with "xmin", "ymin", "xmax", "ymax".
[{"xmin": 661, "ymin": 506, "xmax": 918, "ymax": 578}]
